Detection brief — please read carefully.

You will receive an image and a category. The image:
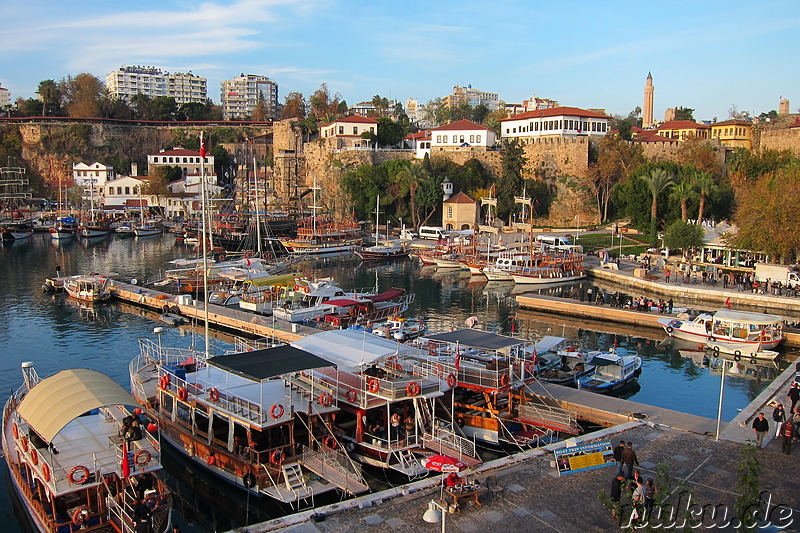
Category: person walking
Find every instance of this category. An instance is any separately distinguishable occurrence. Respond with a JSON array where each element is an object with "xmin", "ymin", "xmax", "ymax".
[
  {"xmin": 621, "ymin": 441, "xmax": 639, "ymax": 479},
  {"xmin": 780, "ymin": 419, "xmax": 795, "ymax": 455},
  {"xmin": 664, "ymin": 268, "xmax": 670, "ymax": 284},
  {"xmin": 752, "ymin": 412, "xmax": 769, "ymax": 448},
  {"xmin": 773, "ymin": 403, "xmax": 787, "ymax": 436},
  {"xmin": 788, "ymin": 383, "xmax": 800, "ymax": 414},
  {"xmin": 613, "ymin": 440, "xmax": 626, "ymax": 476},
  {"xmin": 644, "ymin": 477, "xmax": 657, "ymax": 518}
]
